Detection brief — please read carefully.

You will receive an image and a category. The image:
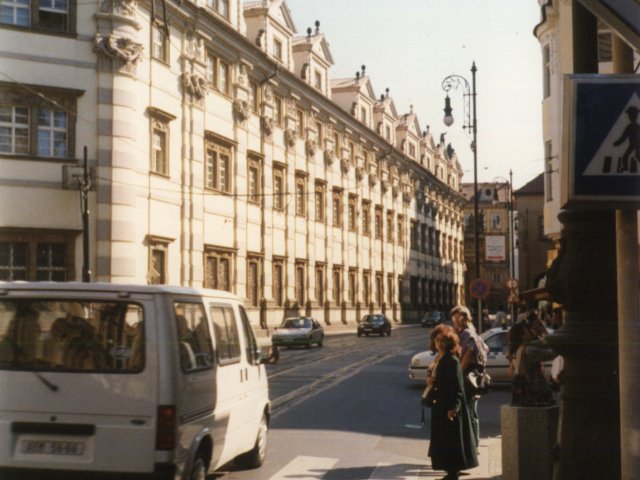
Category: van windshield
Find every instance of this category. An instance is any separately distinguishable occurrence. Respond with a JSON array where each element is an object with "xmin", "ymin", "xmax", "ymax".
[{"xmin": 0, "ymin": 299, "xmax": 144, "ymax": 373}]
